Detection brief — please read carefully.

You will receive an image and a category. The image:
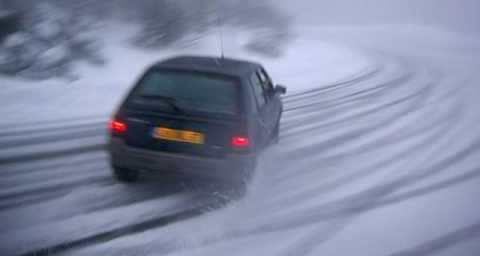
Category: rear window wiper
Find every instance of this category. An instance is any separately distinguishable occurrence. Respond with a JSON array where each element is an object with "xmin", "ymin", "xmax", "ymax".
[{"xmin": 138, "ymin": 95, "xmax": 184, "ymax": 113}]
